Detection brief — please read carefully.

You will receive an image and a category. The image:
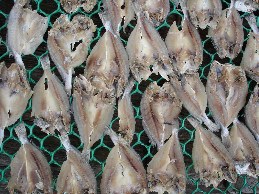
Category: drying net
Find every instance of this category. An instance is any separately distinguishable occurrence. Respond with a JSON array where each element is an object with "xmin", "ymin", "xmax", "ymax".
[{"xmin": 0, "ymin": 0, "xmax": 258, "ymax": 193}]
